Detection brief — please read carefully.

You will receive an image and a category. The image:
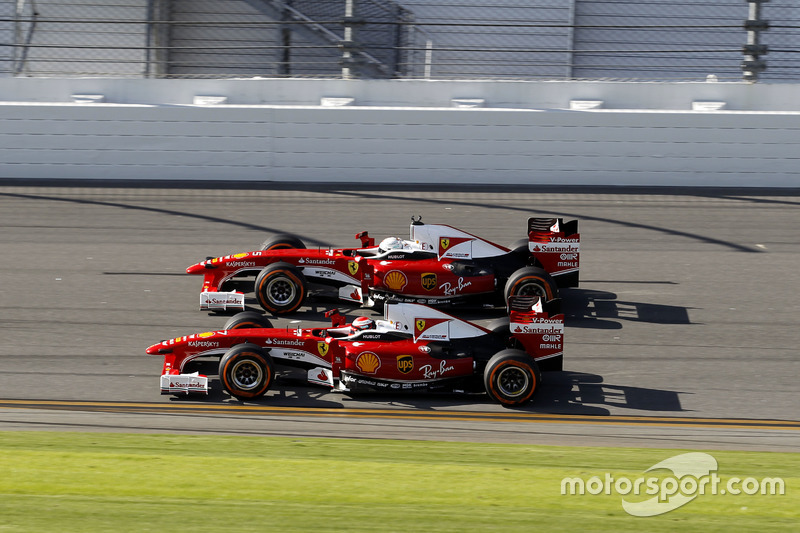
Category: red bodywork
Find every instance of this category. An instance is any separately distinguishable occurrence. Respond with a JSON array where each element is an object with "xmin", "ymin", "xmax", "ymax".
[
  {"xmin": 146, "ymin": 299, "xmax": 565, "ymax": 398},
  {"xmin": 186, "ymin": 218, "xmax": 579, "ymax": 312}
]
